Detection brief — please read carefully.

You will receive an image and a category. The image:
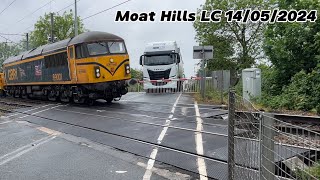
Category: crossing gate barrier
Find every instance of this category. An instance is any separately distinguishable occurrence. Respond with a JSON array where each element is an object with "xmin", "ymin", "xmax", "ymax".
[{"xmin": 128, "ymin": 77, "xmax": 214, "ymax": 93}]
